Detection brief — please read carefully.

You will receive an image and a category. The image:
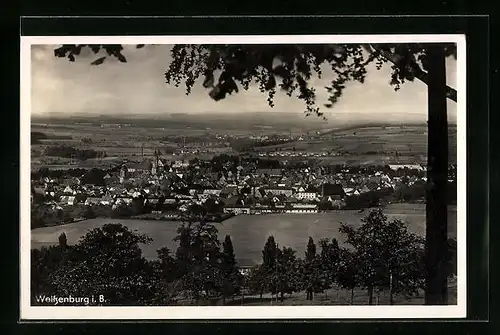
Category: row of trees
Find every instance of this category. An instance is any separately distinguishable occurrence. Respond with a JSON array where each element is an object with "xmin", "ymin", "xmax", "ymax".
[
  {"xmin": 245, "ymin": 210, "xmax": 428, "ymax": 304},
  {"xmin": 31, "ymin": 209, "xmax": 457, "ymax": 306},
  {"xmin": 32, "ymin": 168, "xmax": 108, "ymax": 186},
  {"xmin": 31, "ymin": 203, "xmax": 99, "ymax": 229},
  {"xmin": 44, "ymin": 145, "xmax": 106, "ymax": 160},
  {"xmin": 31, "ymin": 131, "xmax": 73, "ymax": 144},
  {"xmin": 32, "ymin": 167, "xmax": 88, "ymax": 180},
  {"xmin": 229, "ymin": 138, "xmax": 296, "ymax": 152}
]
